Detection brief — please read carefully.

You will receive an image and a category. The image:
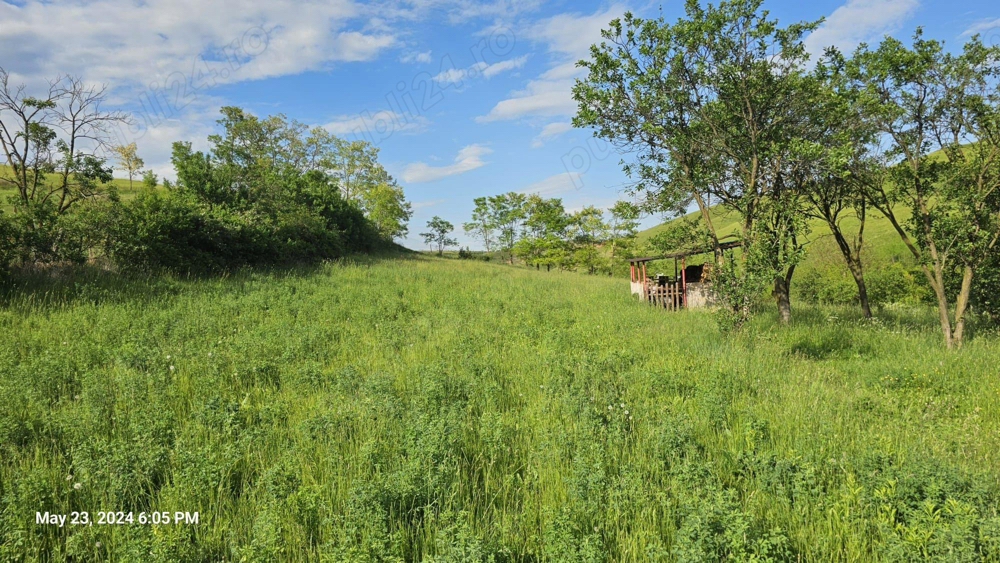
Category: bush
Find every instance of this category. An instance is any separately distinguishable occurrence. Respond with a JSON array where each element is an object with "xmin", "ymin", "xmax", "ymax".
[
  {"xmin": 867, "ymin": 261, "xmax": 925, "ymax": 305},
  {"xmin": 97, "ymin": 183, "xmax": 382, "ymax": 274}
]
